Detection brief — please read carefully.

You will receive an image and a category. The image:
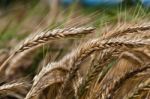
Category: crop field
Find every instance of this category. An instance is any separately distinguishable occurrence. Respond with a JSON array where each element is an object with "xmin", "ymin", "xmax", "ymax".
[{"xmin": 0, "ymin": 0, "xmax": 150, "ymax": 99}]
